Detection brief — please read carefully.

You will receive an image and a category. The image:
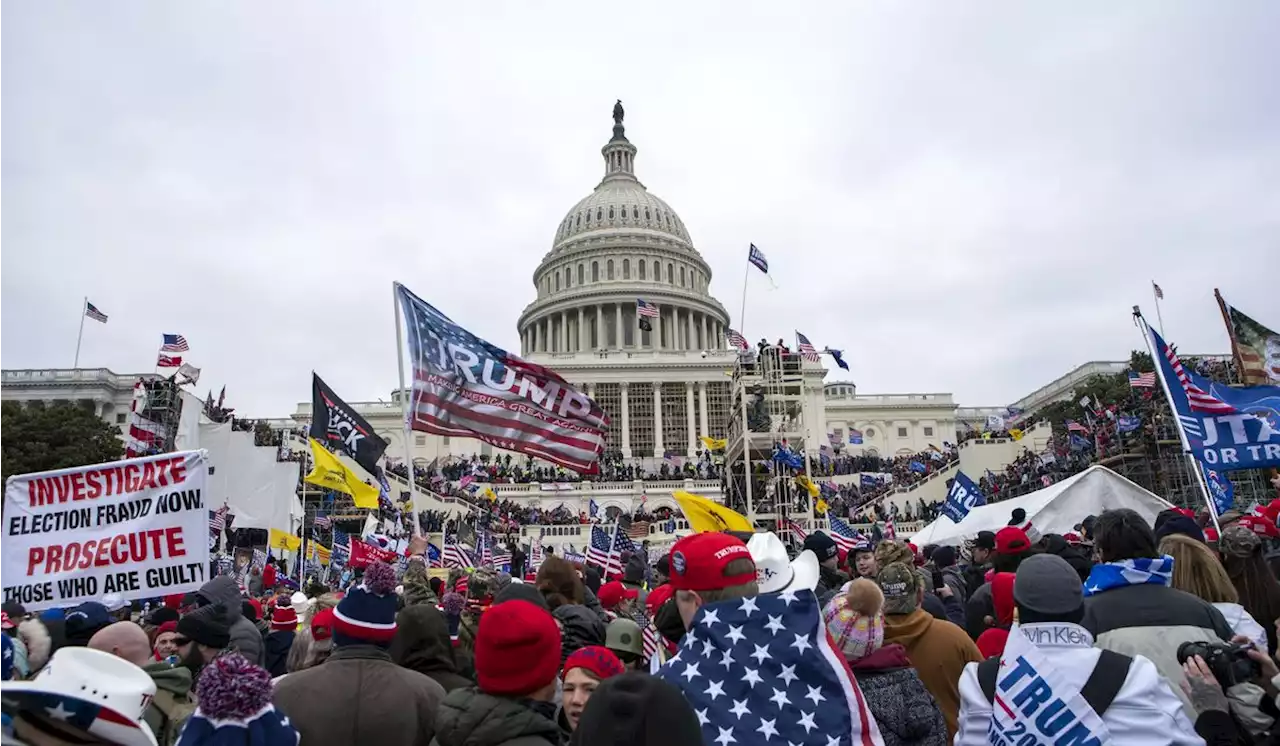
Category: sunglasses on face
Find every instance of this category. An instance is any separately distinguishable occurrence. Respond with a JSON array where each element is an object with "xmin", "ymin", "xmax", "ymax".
[{"xmin": 174, "ymin": 636, "xmax": 191, "ymax": 646}]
